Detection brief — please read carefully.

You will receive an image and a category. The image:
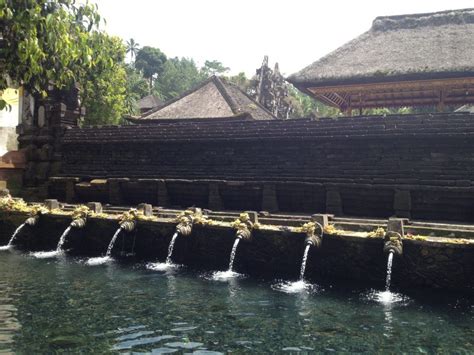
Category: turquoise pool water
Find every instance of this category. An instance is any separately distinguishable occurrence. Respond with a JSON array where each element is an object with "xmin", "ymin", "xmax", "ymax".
[{"xmin": 0, "ymin": 251, "xmax": 472, "ymax": 353}]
